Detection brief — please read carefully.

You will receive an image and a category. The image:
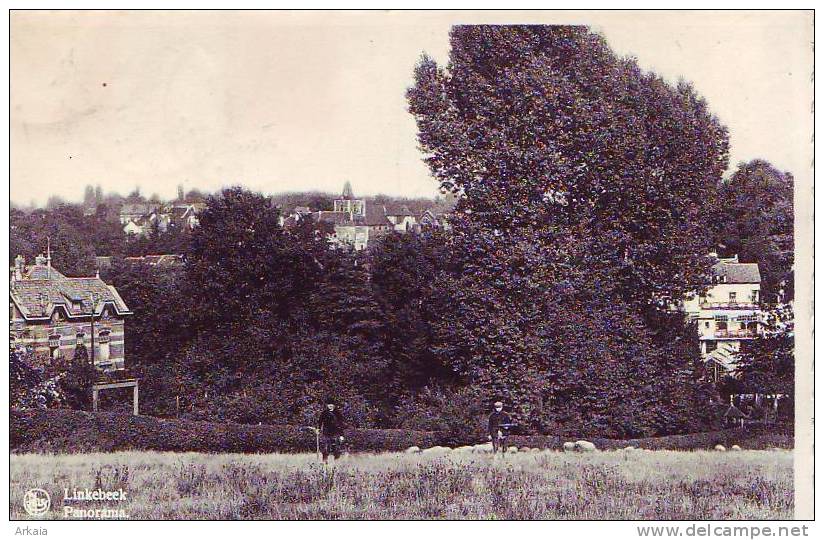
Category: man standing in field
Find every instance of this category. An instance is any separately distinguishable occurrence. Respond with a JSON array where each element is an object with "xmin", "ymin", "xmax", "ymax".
[
  {"xmin": 318, "ymin": 401, "xmax": 345, "ymax": 463},
  {"xmin": 487, "ymin": 401, "xmax": 512, "ymax": 456}
]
